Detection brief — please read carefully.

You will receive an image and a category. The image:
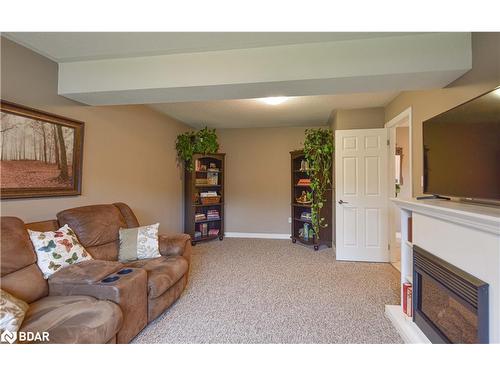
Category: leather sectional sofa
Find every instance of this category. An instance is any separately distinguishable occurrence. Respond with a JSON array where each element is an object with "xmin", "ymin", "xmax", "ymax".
[{"xmin": 0, "ymin": 203, "xmax": 192, "ymax": 344}]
